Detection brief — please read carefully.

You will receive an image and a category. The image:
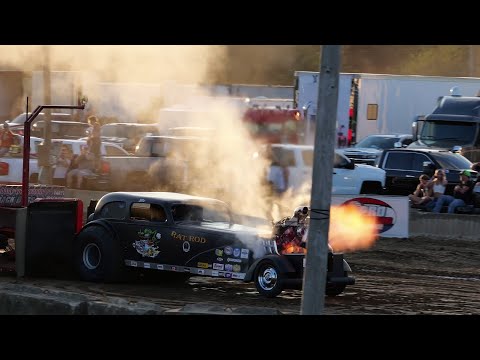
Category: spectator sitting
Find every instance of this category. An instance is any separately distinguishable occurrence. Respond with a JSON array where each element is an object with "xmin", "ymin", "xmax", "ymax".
[
  {"xmin": 408, "ymin": 174, "xmax": 433, "ymax": 206},
  {"xmin": 424, "ymin": 169, "xmax": 448, "ymax": 211},
  {"xmin": 53, "ymin": 145, "xmax": 72, "ymax": 185},
  {"xmin": 66, "ymin": 146, "xmax": 95, "ymax": 189},
  {"xmin": 471, "ymin": 162, "xmax": 480, "ymax": 206},
  {"xmin": 432, "ymin": 170, "xmax": 474, "ymax": 213}
]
